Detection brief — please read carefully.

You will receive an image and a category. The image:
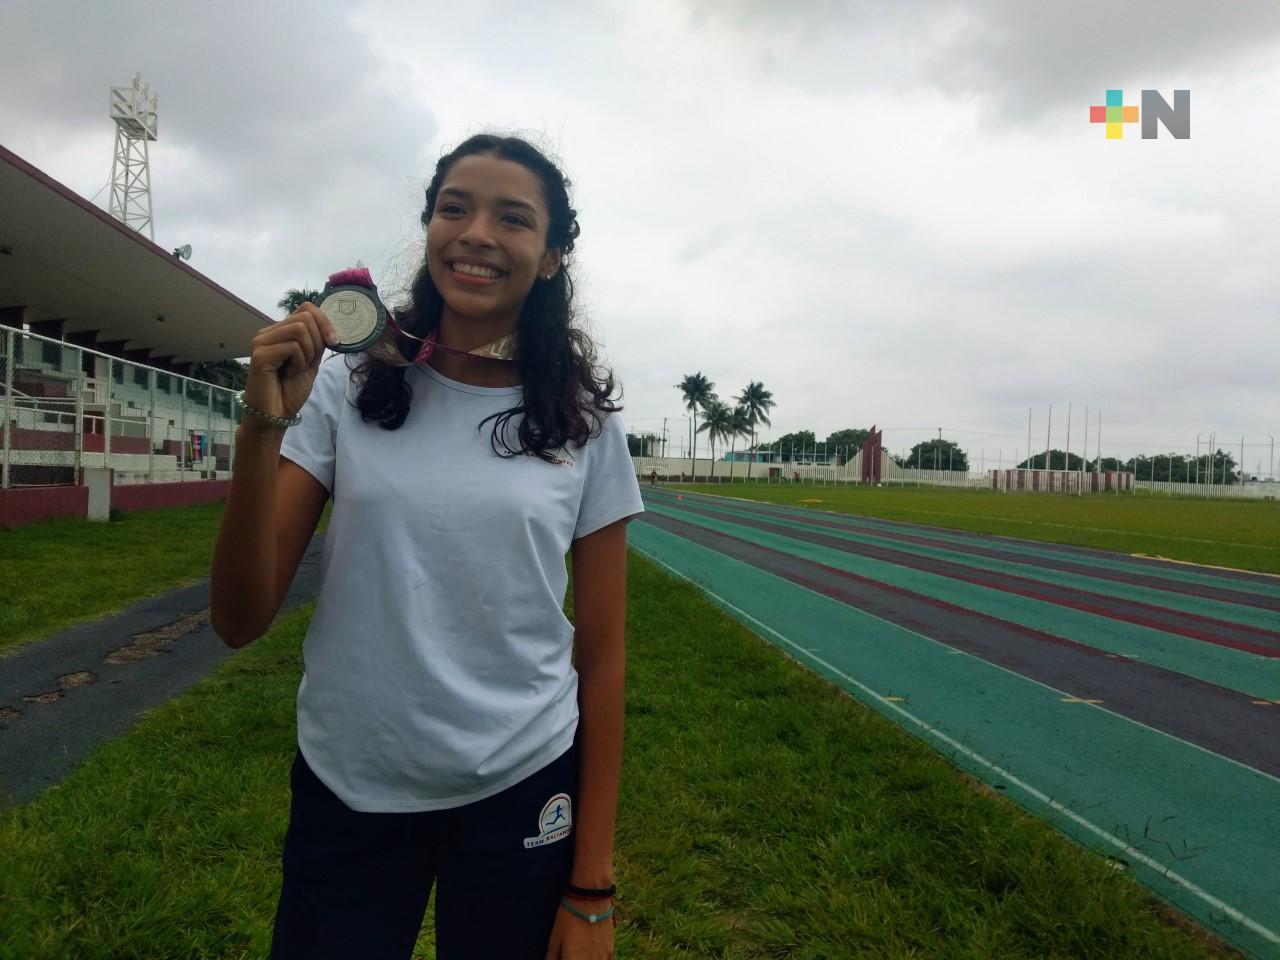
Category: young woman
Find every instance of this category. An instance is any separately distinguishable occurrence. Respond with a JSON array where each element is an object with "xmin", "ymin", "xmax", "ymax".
[{"xmin": 211, "ymin": 134, "xmax": 642, "ymax": 960}]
